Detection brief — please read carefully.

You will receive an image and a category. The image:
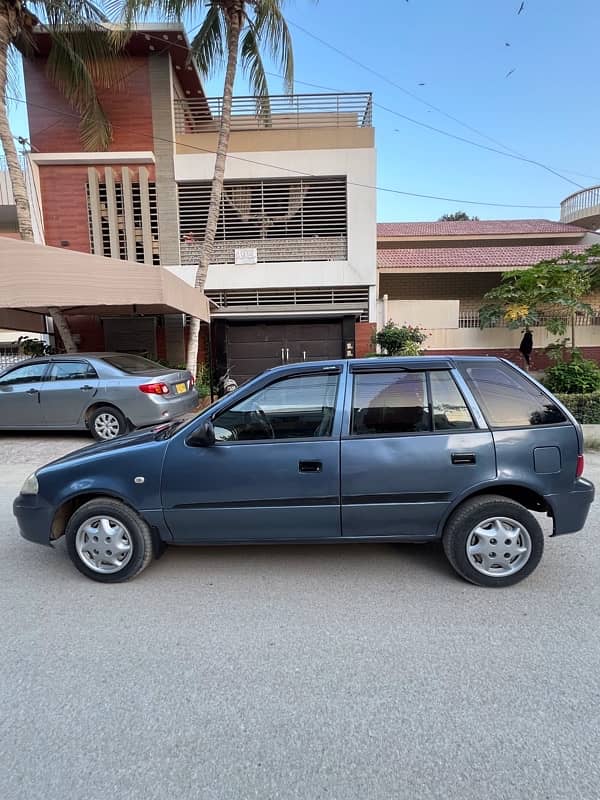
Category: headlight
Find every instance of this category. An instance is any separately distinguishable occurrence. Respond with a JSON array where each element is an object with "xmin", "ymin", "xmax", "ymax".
[{"xmin": 20, "ymin": 473, "xmax": 39, "ymax": 496}]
